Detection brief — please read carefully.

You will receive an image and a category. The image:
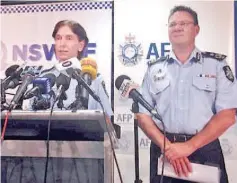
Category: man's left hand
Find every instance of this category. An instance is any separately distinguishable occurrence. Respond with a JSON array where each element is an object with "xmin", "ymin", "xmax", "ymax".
[{"xmin": 165, "ymin": 142, "xmax": 196, "ymax": 161}]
